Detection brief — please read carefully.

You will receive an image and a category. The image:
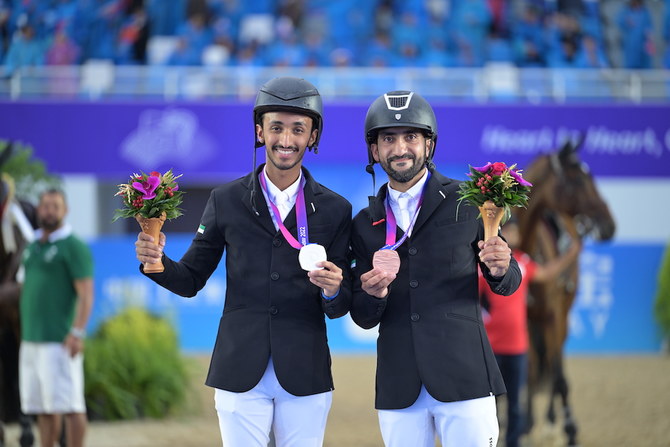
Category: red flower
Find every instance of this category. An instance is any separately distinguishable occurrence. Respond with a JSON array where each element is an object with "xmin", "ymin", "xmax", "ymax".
[
  {"xmin": 150, "ymin": 171, "xmax": 161, "ymax": 177},
  {"xmin": 490, "ymin": 162, "xmax": 507, "ymax": 176}
]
